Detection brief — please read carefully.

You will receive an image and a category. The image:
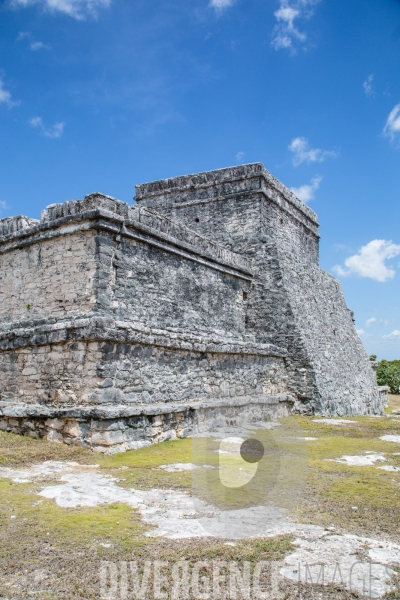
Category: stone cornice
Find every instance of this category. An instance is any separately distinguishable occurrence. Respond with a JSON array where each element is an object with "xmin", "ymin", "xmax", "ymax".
[
  {"xmin": 0, "ymin": 316, "xmax": 287, "ymax": 357},
  {"xmin": 0, "ymin": 197, "xmax": 252, "ymax": 278},
  {"xmin": 0, "ymin": 394, "xmax": 295, "ymax": 418}
]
